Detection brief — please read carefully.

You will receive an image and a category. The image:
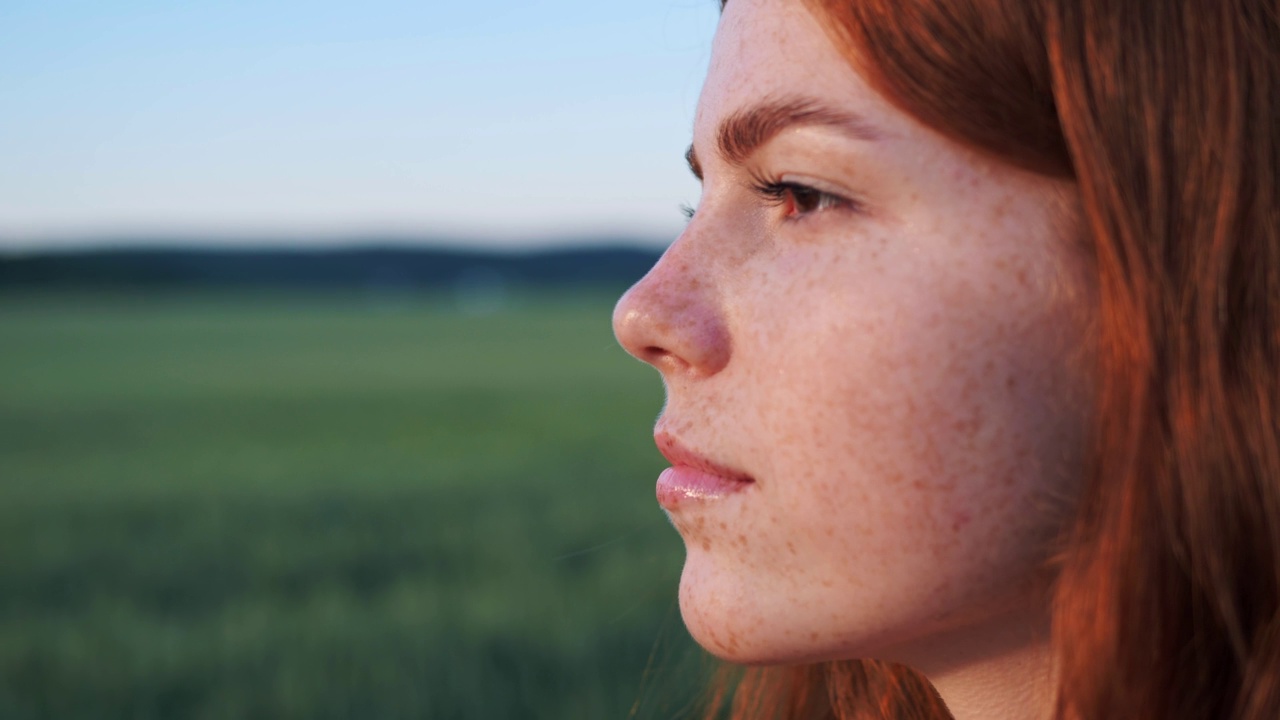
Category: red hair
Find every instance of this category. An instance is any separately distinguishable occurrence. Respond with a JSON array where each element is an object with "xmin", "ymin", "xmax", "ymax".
[{"xmin": 704, "ymin": 0, "xmax": 1280, "ymax": 717}]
